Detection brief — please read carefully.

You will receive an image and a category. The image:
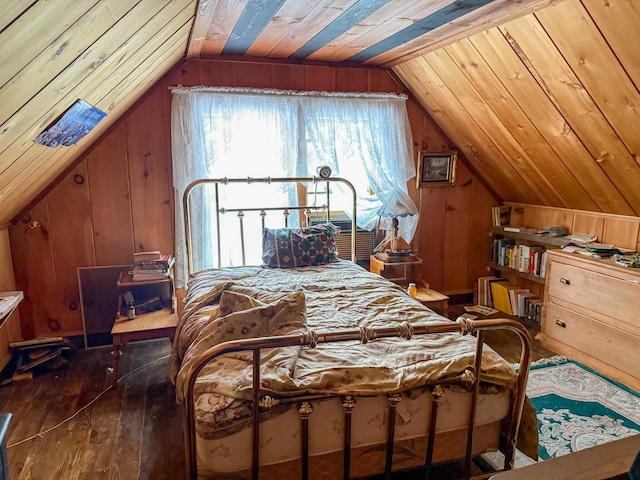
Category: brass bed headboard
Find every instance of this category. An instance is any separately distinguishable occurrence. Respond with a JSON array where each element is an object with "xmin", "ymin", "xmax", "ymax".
[{"xmin": 182, "ymin": 176, "xmax": 358, "ymax": 276}]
